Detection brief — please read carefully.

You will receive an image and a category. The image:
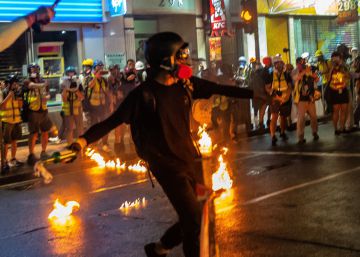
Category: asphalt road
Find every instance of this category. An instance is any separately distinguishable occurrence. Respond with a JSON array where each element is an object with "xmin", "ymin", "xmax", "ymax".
[
  {"xmin": 1, "ymin": 122, "xmax": 360, "ymax": 257},
  {"xmin": 0, "ymin": 158, "xmax": 183, "ymax": 257},
  {"xmin": 215, "ymin": 123, "xmax": 360, "ymax": 257}
]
